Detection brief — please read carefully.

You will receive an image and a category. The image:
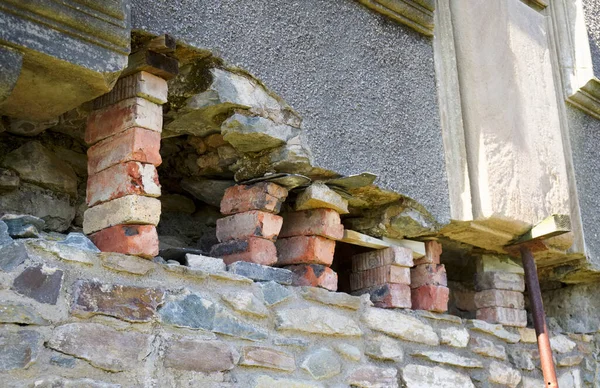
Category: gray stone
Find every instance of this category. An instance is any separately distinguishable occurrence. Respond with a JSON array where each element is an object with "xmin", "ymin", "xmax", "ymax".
[
  {"xmin": 186, "ymin": 253, "xmax": 226, "ymax": 273},
  {"xmin": 7, "ymin": 117, "xmax": 58, "ymax": 136},
  {"xmin": 159, "ymin": 293, "xmax": 216, "ymax": 330},
  {"xmin": 0, "ymin": 220, "xmax": 13, "ymax": 247},
  {"xmin": 47, "ymin": 323, "xmax": 151, "ymax": 372},
  {"xmin": 100, "ymin": 252, "xmax": 156, "ymax": 275},
  {"xmin": 32, "ymin": 240, "xmax": 95, "ymax": 266},
  {"xmin": 1, "ymin": 214, "xmax": 45, "ymax": 238},
  {"xmin": 0, "ymin": 242, "xmax": 29, "ymax": 271},
  {"xmin": 402, "ymin": 364, "xmax": 474, "ymax": 388},
  {"xmin": 252, "ymin": 376, "xmax": 321, "ymax": 388},
  {"xmin": 221, "ymin": 290, "xmax": 269, "ymax": 317},
  {"xmin": 470, "ymin": 337, "xmax": 507, "ymax": 360},
  {"xmin": 347, "ymin": 365, "xmax": 398, "ymax": 388},
  {"xmin": 508, "ymin": 348, "xmax": 535, "ymax": 370},
  {"xmin": 210, "ymin": 270, "xmax": 253, "ymax": 284},
  {"xmin": 522, "ymin": 377, "xmax": 545, "ymax": 388},
  {"xmin": 228, "ymin": 261, "xmax": 293, "ymax": 284},
  {"xmin": 334, "ymin": 343, "xmax": 361, "ymax": 361},
  {"xmin": 240, "ymin": 346, "xmax": 296, "ymax": 371},
  {"xmin": 24, "ymin": 377, "xmax": 120, "ymax": 388},
  {"xmin": 0, "ymin": 168, "xmax": 20, "ymax": 192},
  {"xmin": 558, "ymin": 355, "xmax": 584, "ymax": 367},
  {"xmin": 301, "ymin": 348, "xmax": 341, "ymax": 380},
  {"xmin": 0, "ymin": 301, "xmax": 50, "ymax": 325},
  {"xmin": 412, "ymin": 350, "xmax": 483, "ymax": 368},
  {"xmin": 50, "ymin": 353, "xmax": 77, "ymax": 368},
  {"xmin": 550, "ymin": 335, "xmax": 577, "ymax": 353},
  {"xmin": 273, "ymin": 337, "xmax": 310, "ymax": 348},
  {"xmin": 213, "ymin": 308, "xmax": 269, "ymax": 341},
  {"xmin": 361, "ymin": 308, "xmax": 439, "ymax": 345},
  {"xmin": 58, "ymin": 232, "xmax": 100, "ymax": 253},
  {"xmin": 299, "ymin": 286, "xmax": 362, "ymax": 310},
  {"xmin": 440, "ymin": 327, "xmax": 469, "ymax": 348},
  {"xmin": 1, "ymin": 142, "xmax": 78, "ymax": 197},
  {"xmin": 467, "ymin": 319, "xmax": 521, "ymax": 343},
  {"xmin": 365, "ymin": 335, "xmax": 403, "ymax": 361},
  {"xmin": 0, "ymin": 330, "xmax": 41, "ymax": 371},
  {"xmin": 258, "ymin": 280, "xmax": 293, "ymax": 306},
  {"xmin": 12, "ymin": 265, "xmax": 63, "ymax": 304},
  {"xmin": 489, "ymin": 361, "xmax": 521, "ymax": 388},
  {"xmin": 164, "ymin": 336, "xmax": 235, "ymax": 372},
  {"xmin": 276, "ymin": 306, "xmax": 362, "ymax": 336},
  {"xmin": 181, "ymin": 178, "xmax": 235, "ymax": 207},
  {"xmin": 222, "ymin": 113, "xmax": 299, "ymax": 152},
  {"xmin": 558, "ymin": 369, "xmax": 583, "ymax": 388}
]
